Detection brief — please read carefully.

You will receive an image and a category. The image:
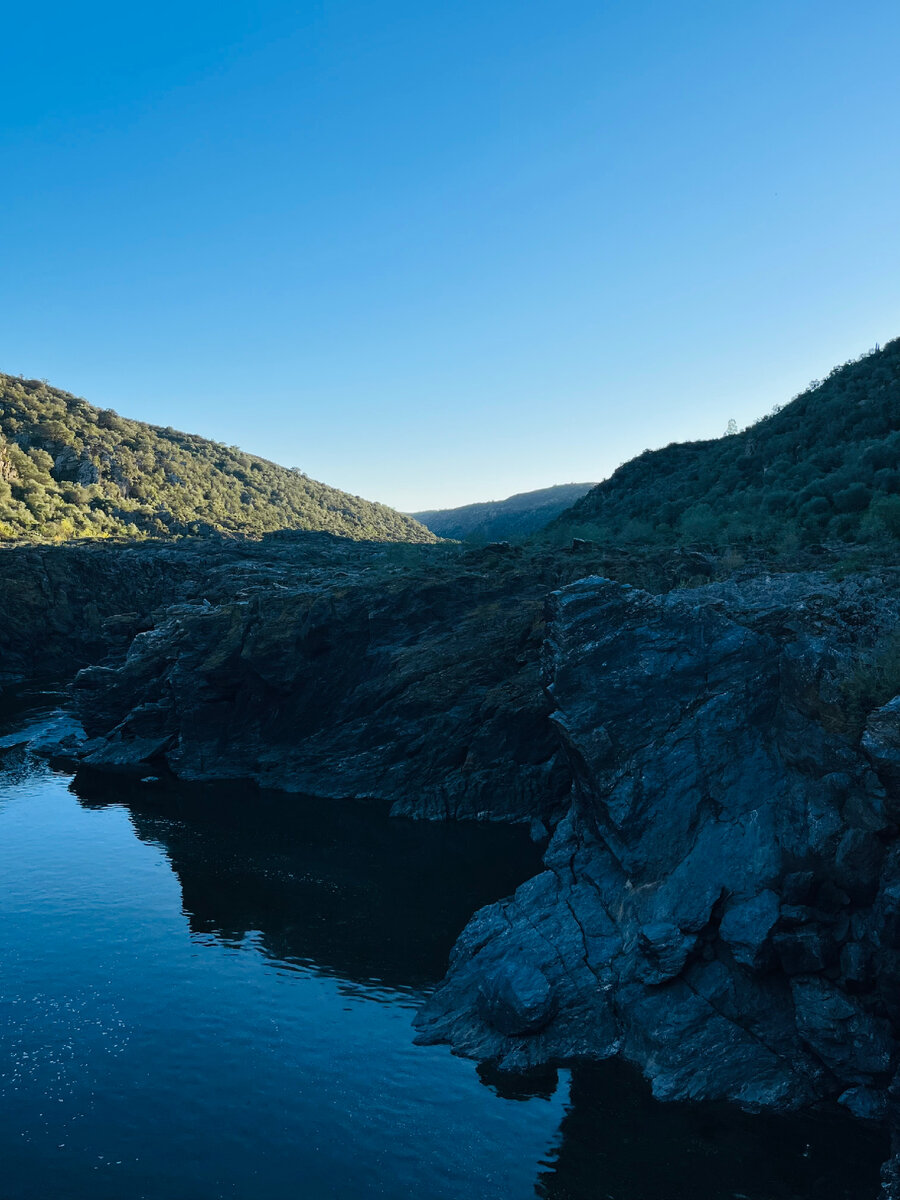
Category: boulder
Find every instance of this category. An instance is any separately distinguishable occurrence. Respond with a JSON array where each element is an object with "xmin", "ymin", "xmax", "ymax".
[
  {"xmin": 477, "ymin": 963, "xmax": 556, "ymax": 1036},
  {"xmin": 718, "ymin": 890, "xmax": 779, "ymax": 969}
]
